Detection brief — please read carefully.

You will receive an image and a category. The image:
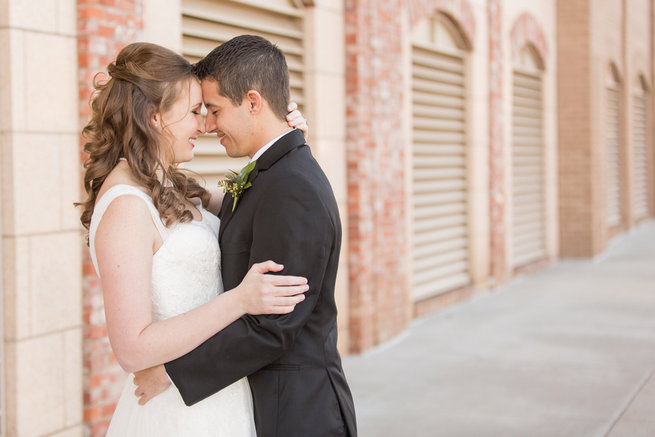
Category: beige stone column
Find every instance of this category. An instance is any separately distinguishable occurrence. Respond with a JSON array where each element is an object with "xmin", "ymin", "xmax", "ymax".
[
  {"xmin": 303, "ymin": 0, "xmax": 350, "ymax": 351},
  {"xmin": 142, "ymin": 0, "xmax": 181, "ymax": 51},
  {"xmin": 1, "ymin": 0, "xmax": 83, "ymax": 435}
]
